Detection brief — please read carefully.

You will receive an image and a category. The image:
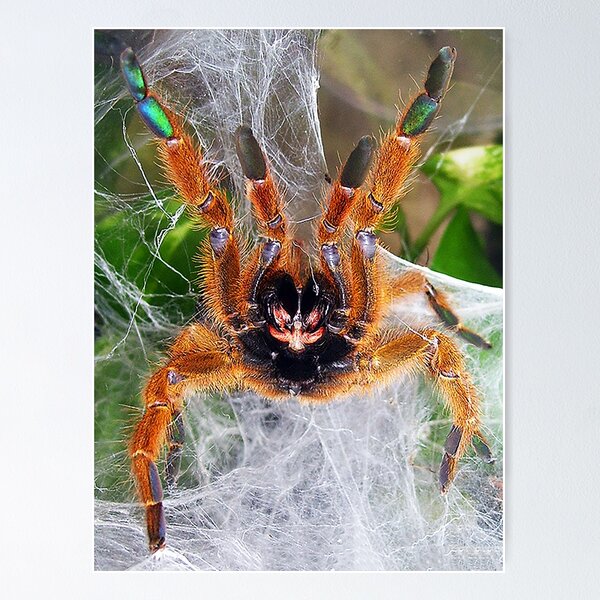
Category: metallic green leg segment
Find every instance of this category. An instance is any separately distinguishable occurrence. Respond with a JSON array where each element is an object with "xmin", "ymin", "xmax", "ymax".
[
  {"xmin": 120, "ymin": 47, "xmax": 175, "ymax": 139},
  {"xmin": 136, "ymin": 97, "xmax": 174, "ymax": 139},
  {"xmin": 400, "ymin": 46, "xmax": 456, "ymax": 137},
  {"xmin": 120, "ymin": 47, "xmax": 147, "ymax": 101}
]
